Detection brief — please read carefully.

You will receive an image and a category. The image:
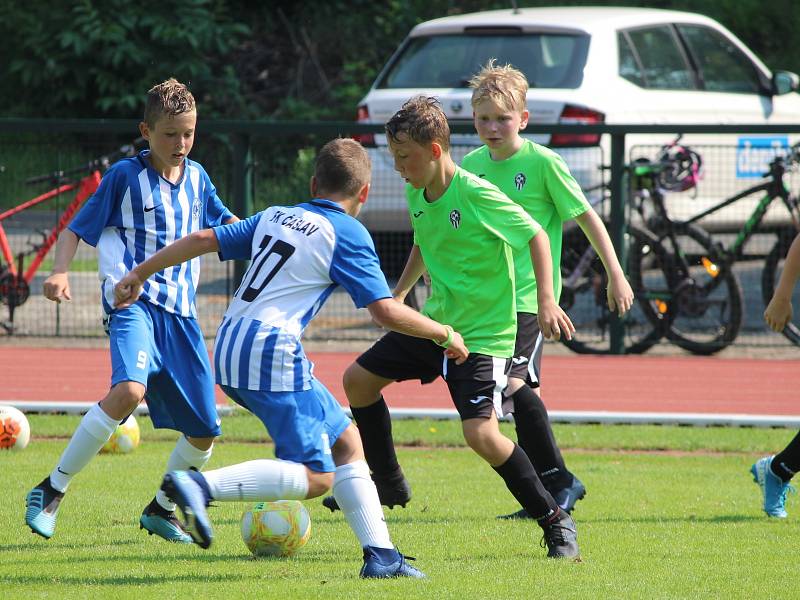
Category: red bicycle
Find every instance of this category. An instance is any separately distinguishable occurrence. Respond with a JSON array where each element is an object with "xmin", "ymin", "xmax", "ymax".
[{"xmin": 0, "ymin": 140, "xmax": 141, "ymax": 332}]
